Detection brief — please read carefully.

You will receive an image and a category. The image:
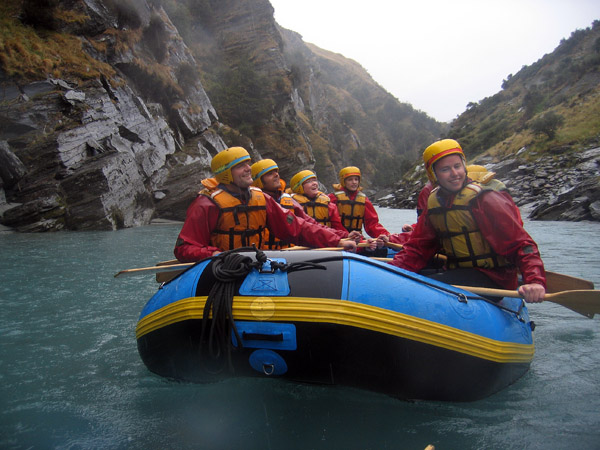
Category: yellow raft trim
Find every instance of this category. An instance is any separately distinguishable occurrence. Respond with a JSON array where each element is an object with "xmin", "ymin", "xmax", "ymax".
[{"xmin": 136, "ymin": 296, "xmax": 534, "ymax": 363}]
